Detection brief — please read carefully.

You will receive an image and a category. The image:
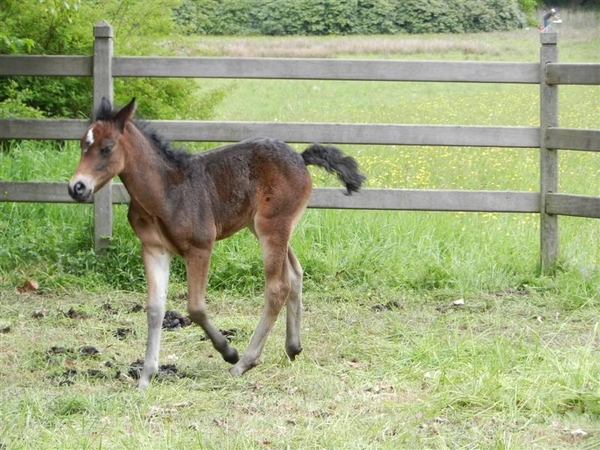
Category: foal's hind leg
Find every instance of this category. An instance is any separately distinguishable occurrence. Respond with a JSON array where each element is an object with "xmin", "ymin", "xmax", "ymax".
[
  {"xmin": 285, "ymin": 247, "xmax": 303, "ymax": 360},
  {"xmin": 230, "ymin": 232, "xmax": 292, "ymax": 376},
  {"xmin": 185, "ymin": 246, "xmax": 240, "ymax": 364}
]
